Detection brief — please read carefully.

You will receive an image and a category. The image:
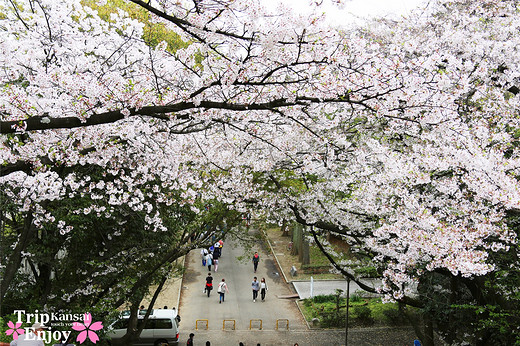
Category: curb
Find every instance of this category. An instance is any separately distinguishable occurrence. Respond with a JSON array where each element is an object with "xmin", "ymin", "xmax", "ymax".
[
  {"xmin": 262, "ymin": 229, "xmax": 311, "ymax": 331},
  {"xmin": 261, "ymin": 228, "xmax": 290, "ymax": 284},
  {"xmin": 174, "ymin": 254, "xmax": 187, "ymax": 311},
  {"xmin": 295, "ymin": 300, "xmax": 312, "ymax": 330}
]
